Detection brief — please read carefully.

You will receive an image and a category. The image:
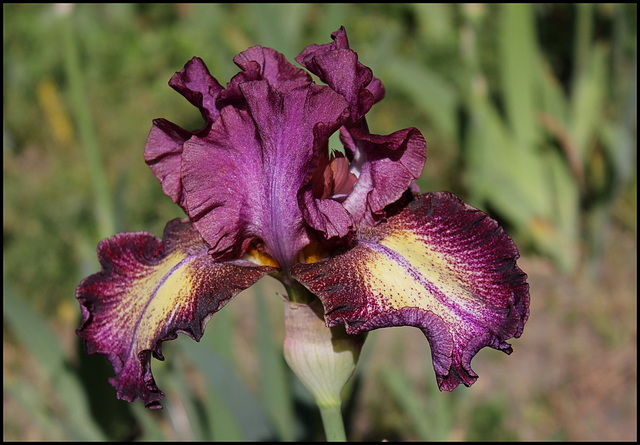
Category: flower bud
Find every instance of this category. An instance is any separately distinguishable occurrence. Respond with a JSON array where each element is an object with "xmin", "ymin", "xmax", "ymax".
[{"xmin": 283, "ymin": 298, "xmax": 365, "ymax": 408}]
